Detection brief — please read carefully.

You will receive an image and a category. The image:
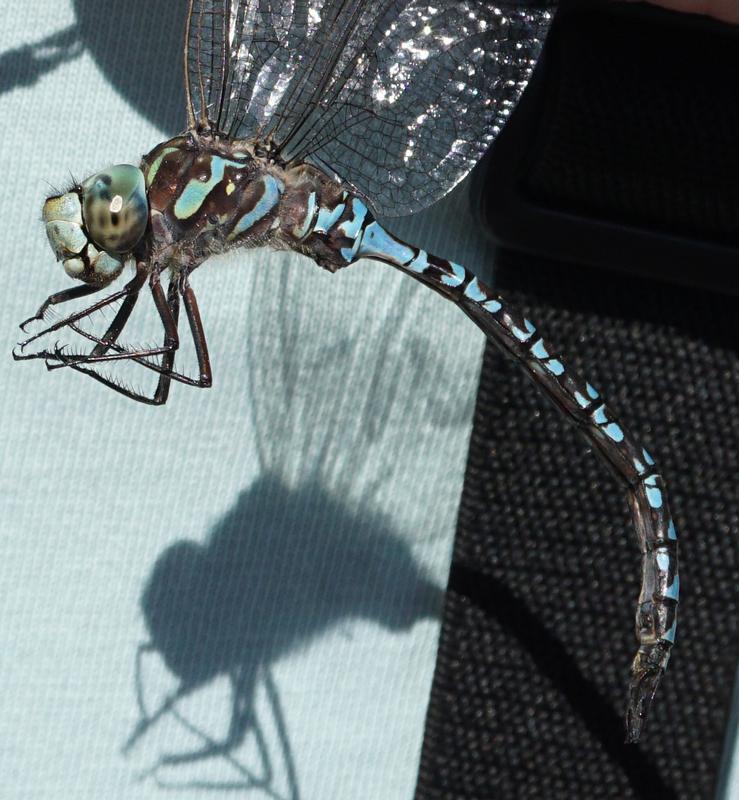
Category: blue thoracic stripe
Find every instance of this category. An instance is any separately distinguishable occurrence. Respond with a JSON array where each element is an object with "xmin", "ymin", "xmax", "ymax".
[
  {"xmin": 228, "ymin": 175, "xmax": 284, "ymax": 240},
  {"xmin": 146, "ymin": 146, "xmax": 179, "ymax": 187},
  {"xmin": 294, "ymin": 191, "xmax": 317, "ymax": 240},
  {"xmin": 174, "ymin": 156, "xmax": 246, "ymax": 219}
]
